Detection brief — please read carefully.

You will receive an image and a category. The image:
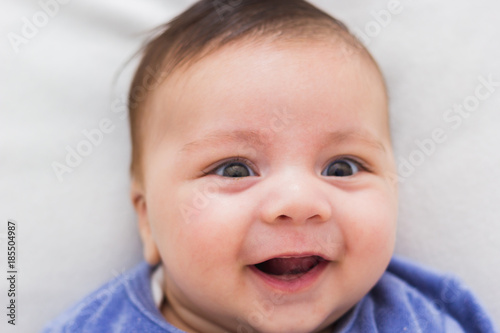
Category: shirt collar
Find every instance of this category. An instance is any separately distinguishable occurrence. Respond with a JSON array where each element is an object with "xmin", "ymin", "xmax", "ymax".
[{"xmin": 150, "ymin": 264, "xmax": 164, "ymax": 309}]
